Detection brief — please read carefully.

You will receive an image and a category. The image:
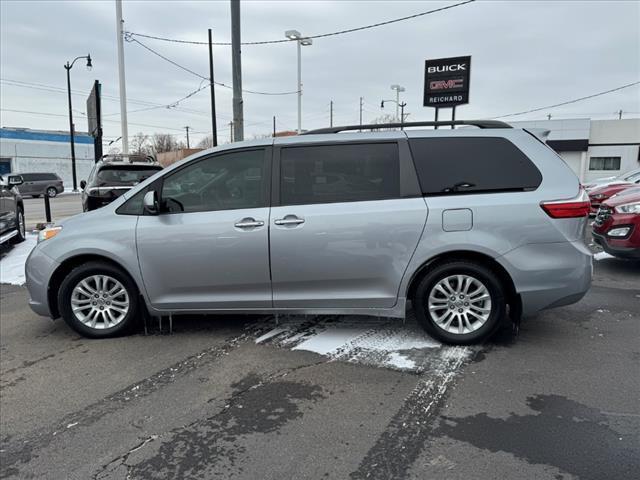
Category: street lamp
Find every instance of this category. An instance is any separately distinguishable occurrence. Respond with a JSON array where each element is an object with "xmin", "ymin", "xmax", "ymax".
[
  {"xmin": 64, "ymin": 53, "xmax": 92, "ymax": 191},
  {"xmin": 389, "ymin": 84, "xmax": 405, "ymax": 121},
  {"xmin": 284, "ymin": 30, "xmax": 313, "ymax": 134}
]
